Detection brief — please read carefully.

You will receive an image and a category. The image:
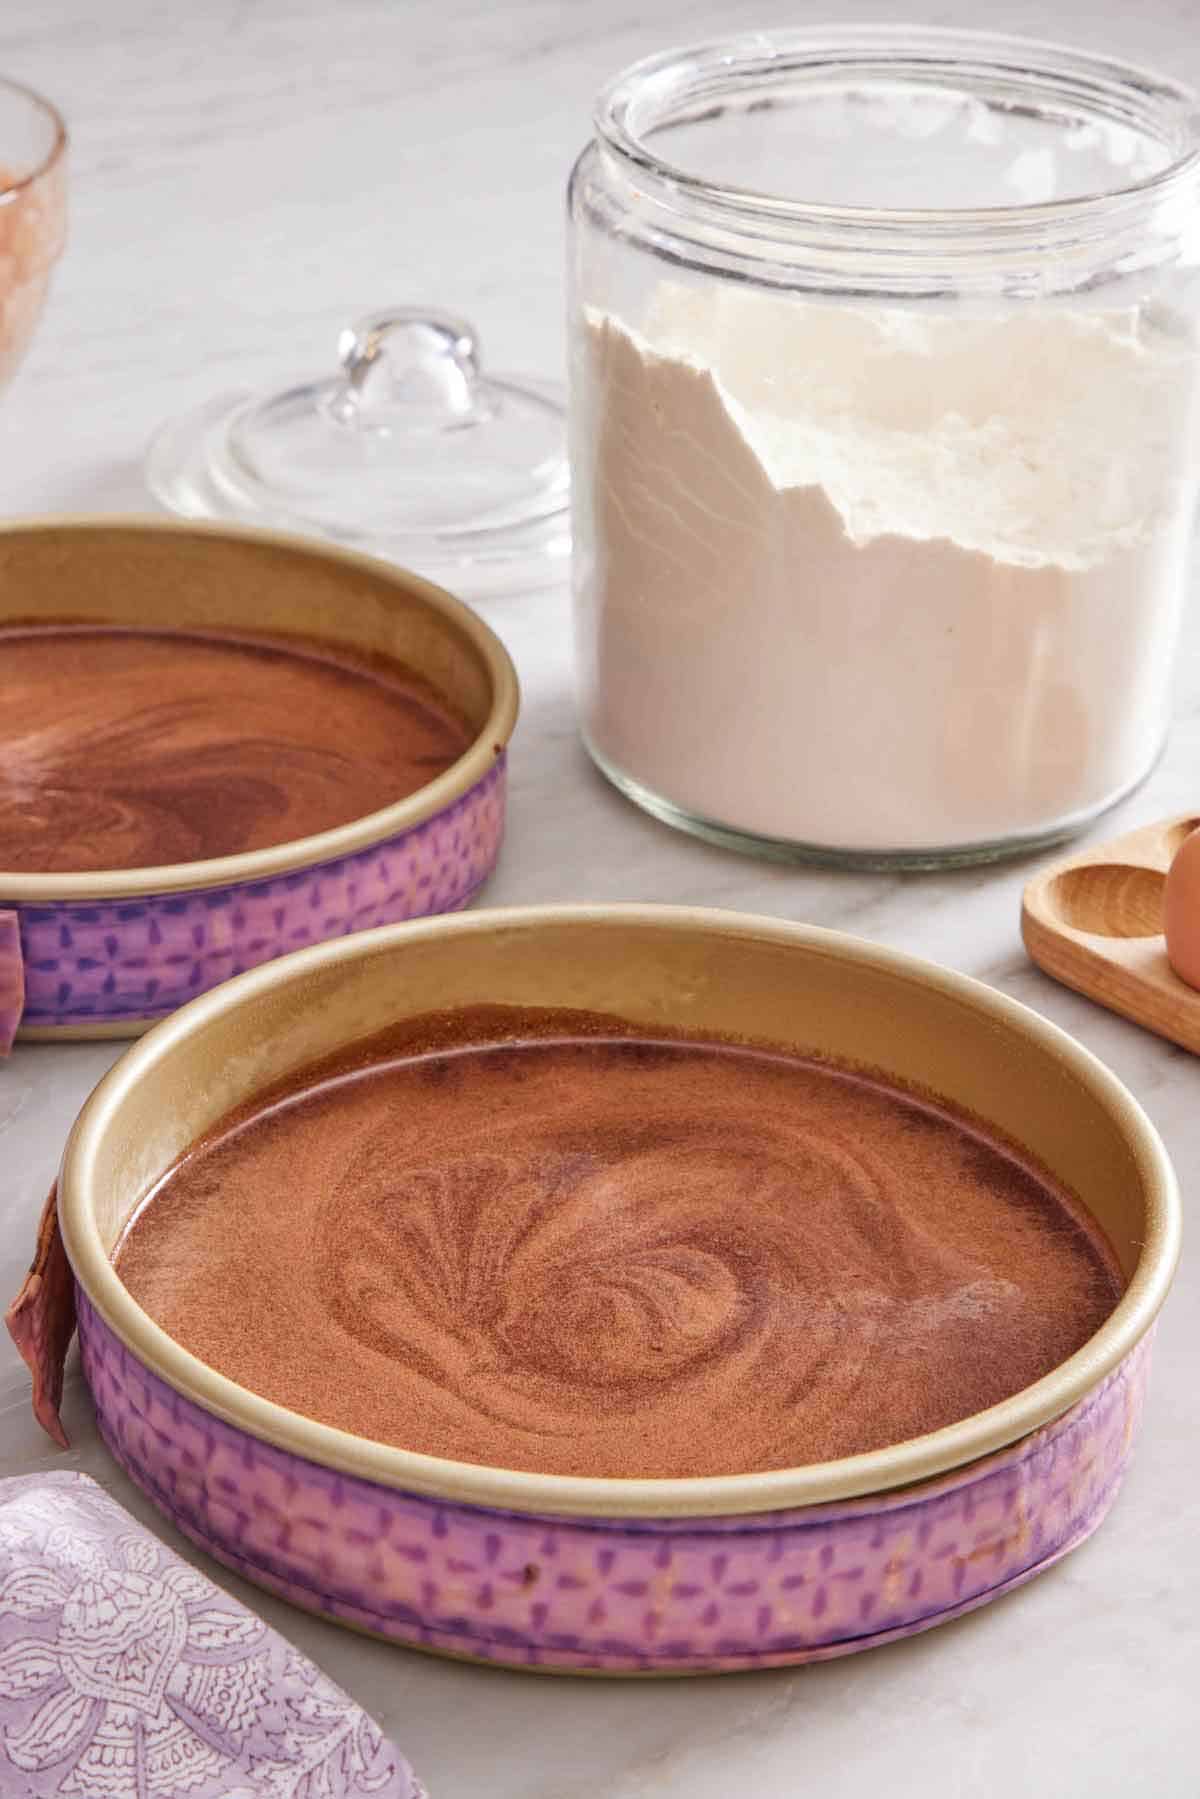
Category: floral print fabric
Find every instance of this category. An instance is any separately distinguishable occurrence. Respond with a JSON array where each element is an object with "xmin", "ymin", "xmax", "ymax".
[{"xmin": 0, "ymin": 1473, "xmax": 424, "ymax": 1799}]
